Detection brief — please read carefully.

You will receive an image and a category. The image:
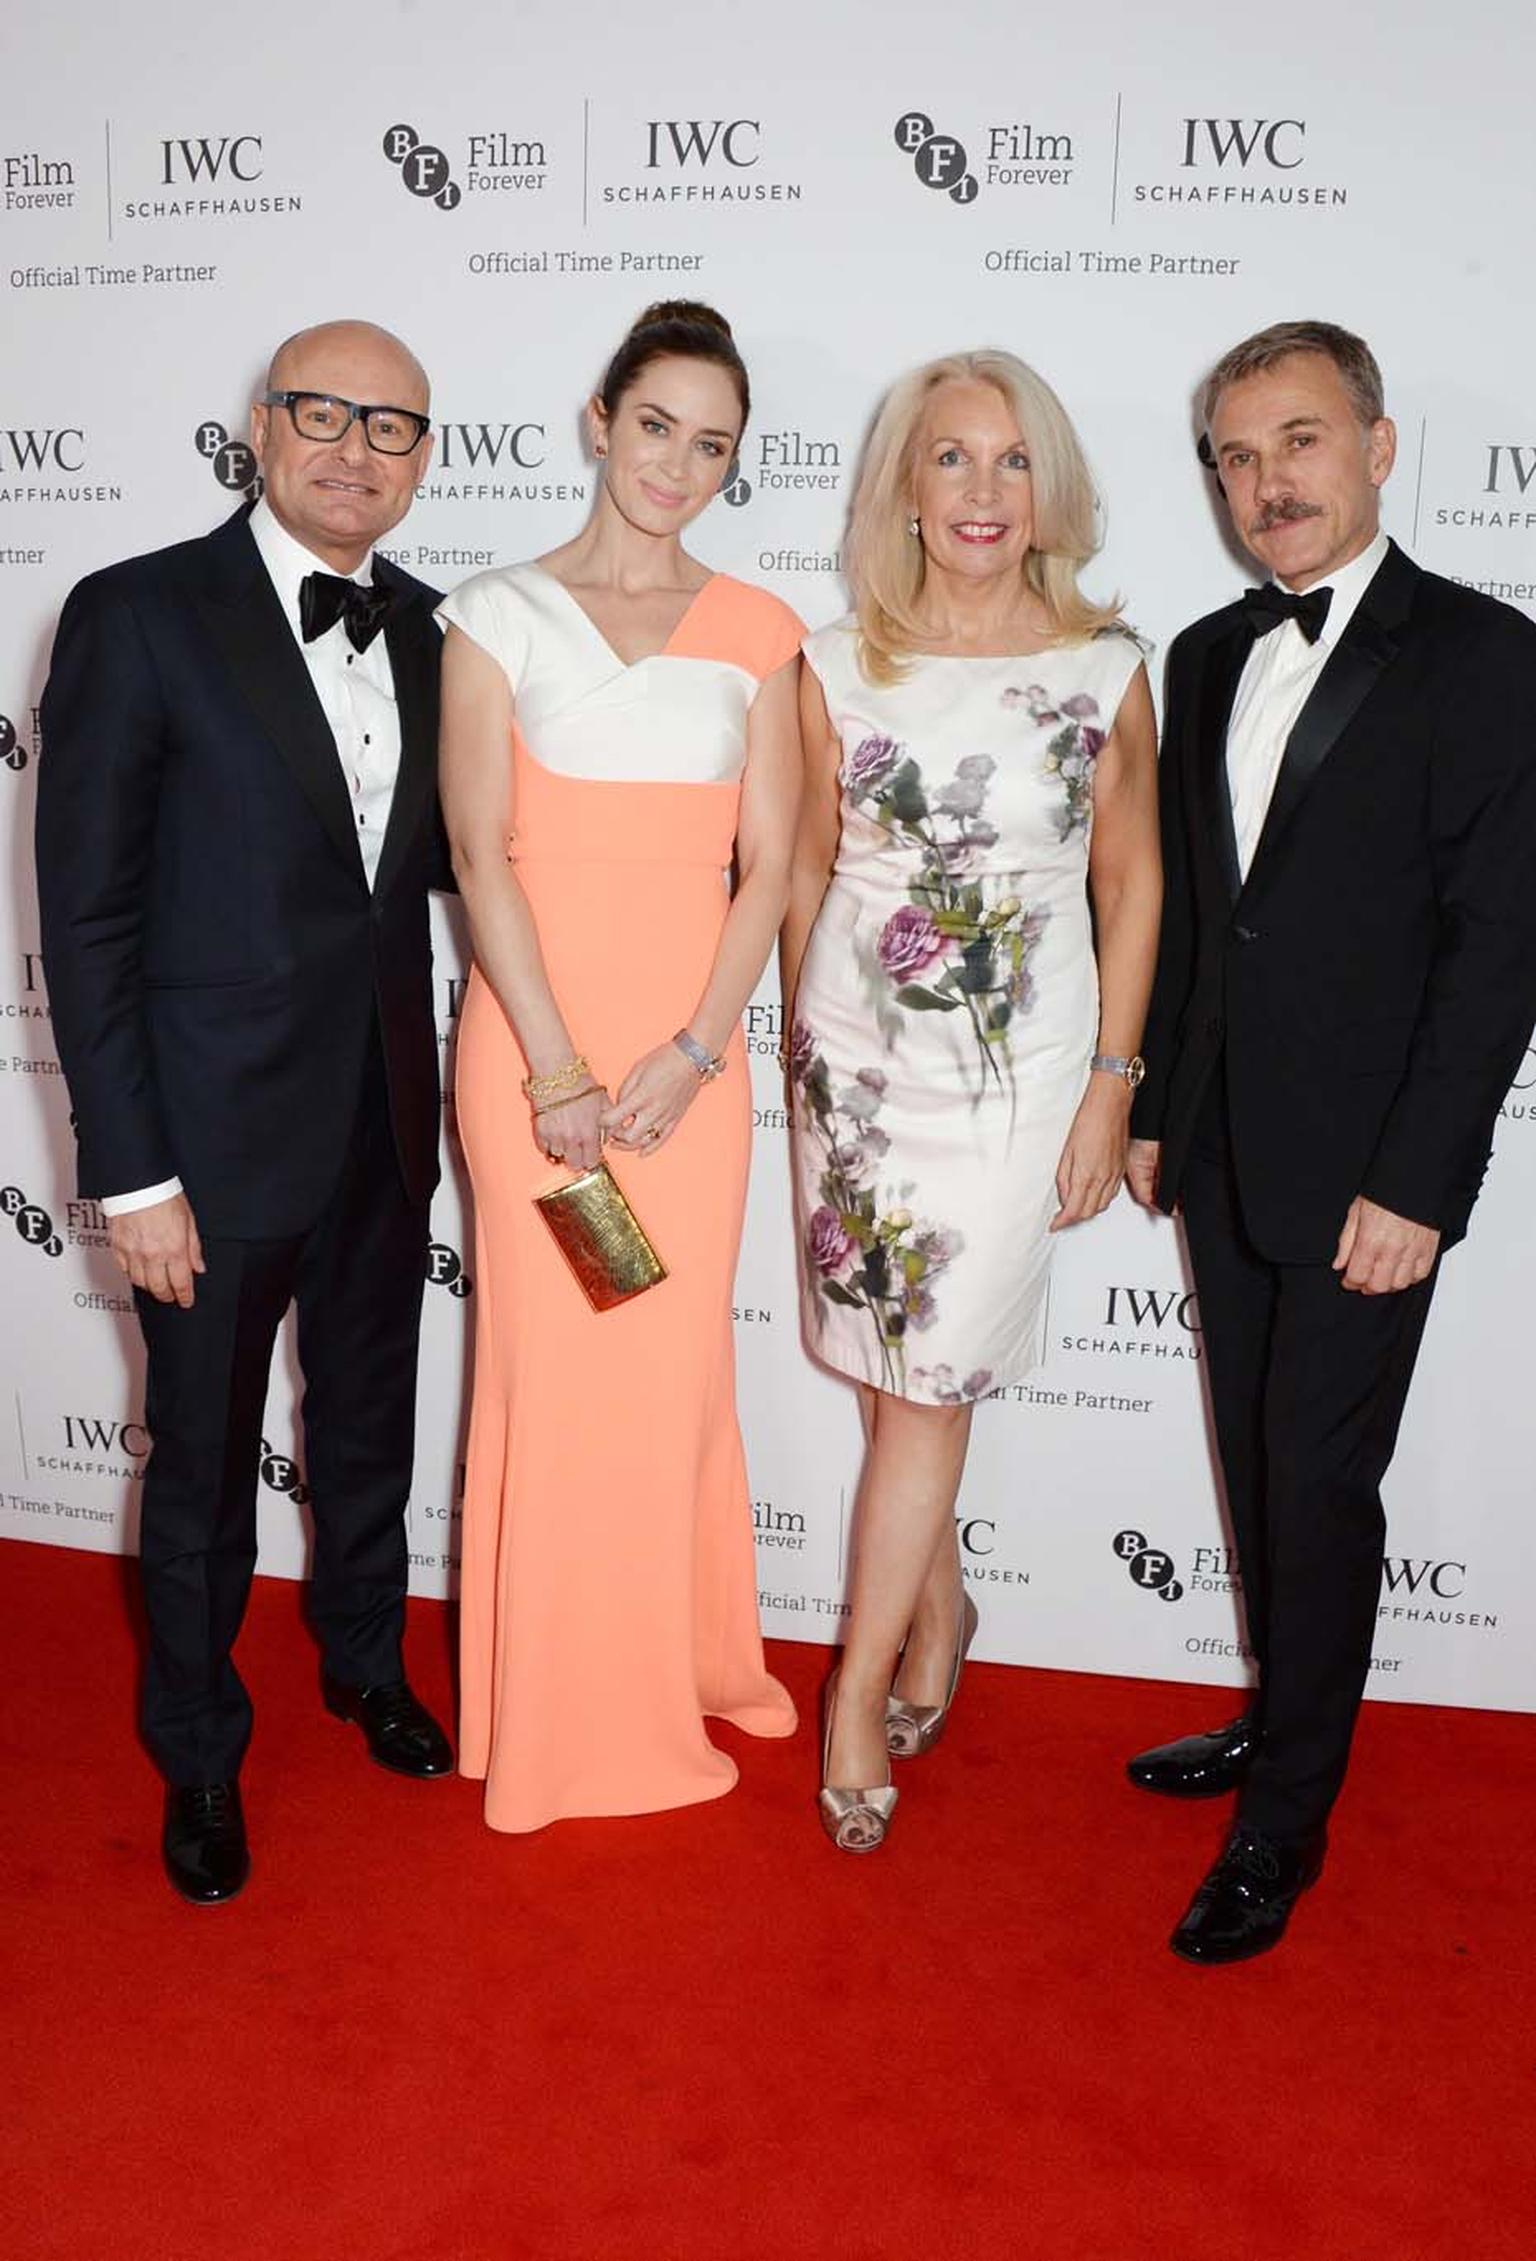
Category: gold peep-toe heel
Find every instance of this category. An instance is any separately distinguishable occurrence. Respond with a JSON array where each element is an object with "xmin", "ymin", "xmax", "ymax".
[
  {"xmin": 885, "ymin": 1590, "xmax": 980, "ymax": 1759},
  {"xmin": 818, "ymin": 1671, "xmax": 898, "ymax": 1854}
]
